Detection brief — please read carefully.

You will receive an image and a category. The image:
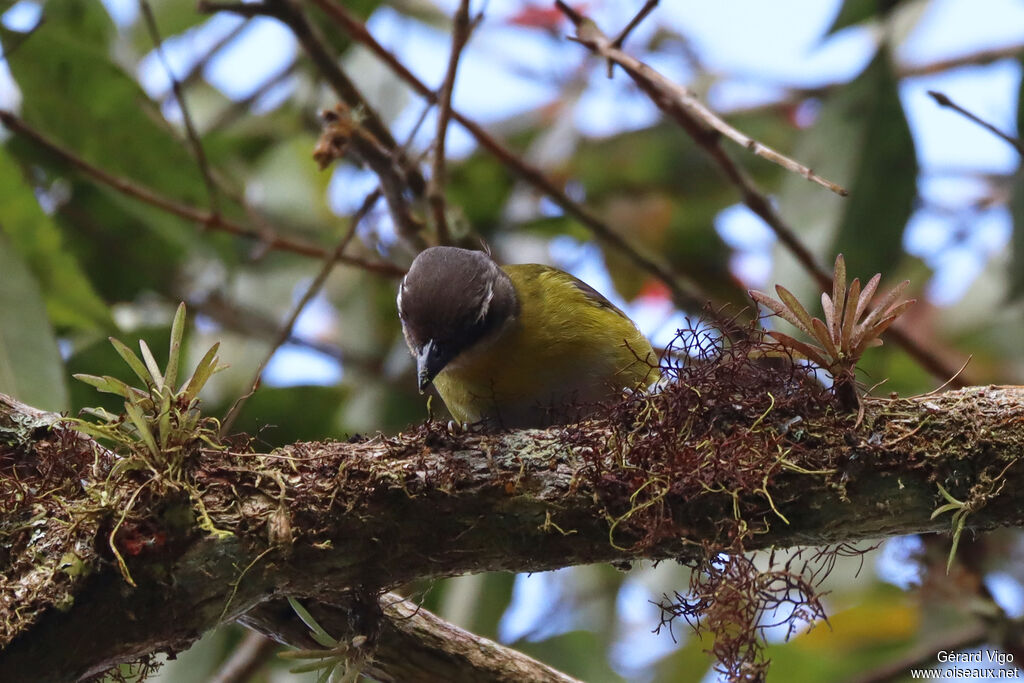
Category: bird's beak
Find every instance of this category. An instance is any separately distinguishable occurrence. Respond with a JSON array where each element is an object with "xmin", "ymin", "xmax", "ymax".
[{"xmin": 416, "ymin": 339, "xmax": 445, "ymax": 393}]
